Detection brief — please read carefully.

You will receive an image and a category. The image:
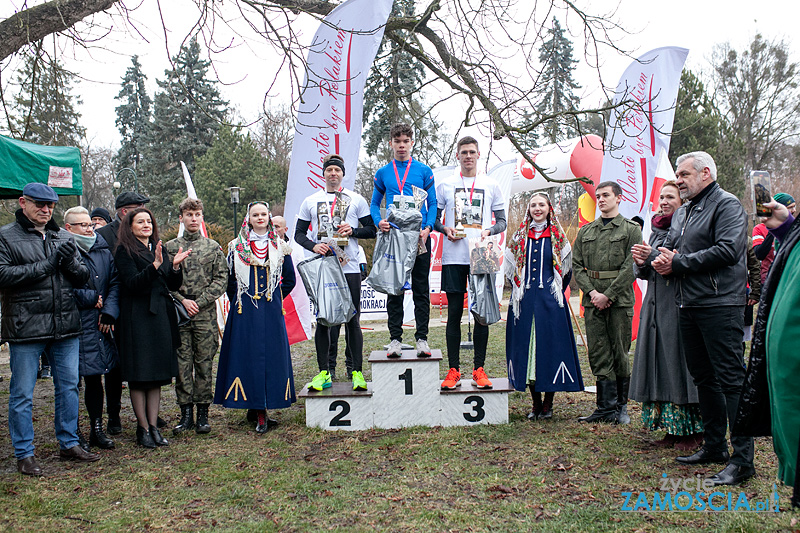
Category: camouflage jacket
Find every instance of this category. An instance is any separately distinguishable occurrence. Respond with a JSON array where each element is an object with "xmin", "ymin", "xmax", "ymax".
[
  {"xmin": 166, "ymin": 231, "xmax": 227, "ymax": 317},
  {"xmin": 572, "ymin": 214, "xmax": 642, "ymax": 308}
]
